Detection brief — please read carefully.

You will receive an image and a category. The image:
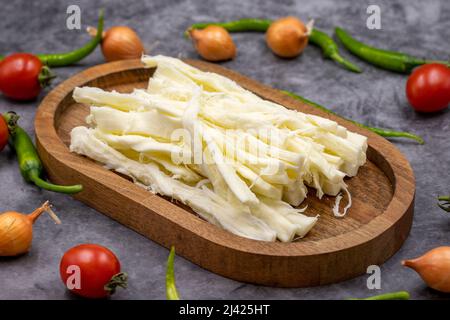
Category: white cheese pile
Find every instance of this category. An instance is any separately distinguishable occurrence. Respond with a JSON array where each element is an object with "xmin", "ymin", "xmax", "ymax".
[{"xmin": 69, "ymin": 55, "xmax": 367, "ymax": 242}]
